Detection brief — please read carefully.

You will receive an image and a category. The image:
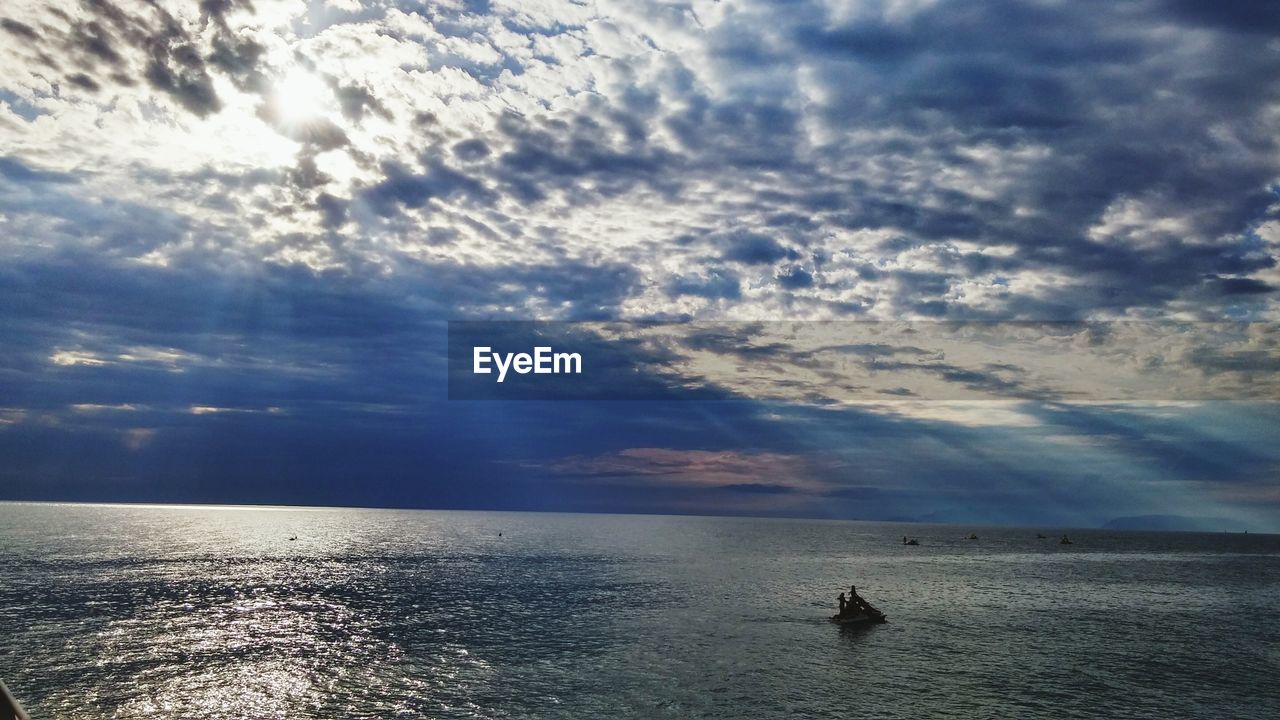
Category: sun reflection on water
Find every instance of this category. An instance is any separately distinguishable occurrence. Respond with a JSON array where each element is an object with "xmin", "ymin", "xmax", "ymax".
[{"xmin": 2, "ymin": 504, "xmax": 1278, "ymax": 719}]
